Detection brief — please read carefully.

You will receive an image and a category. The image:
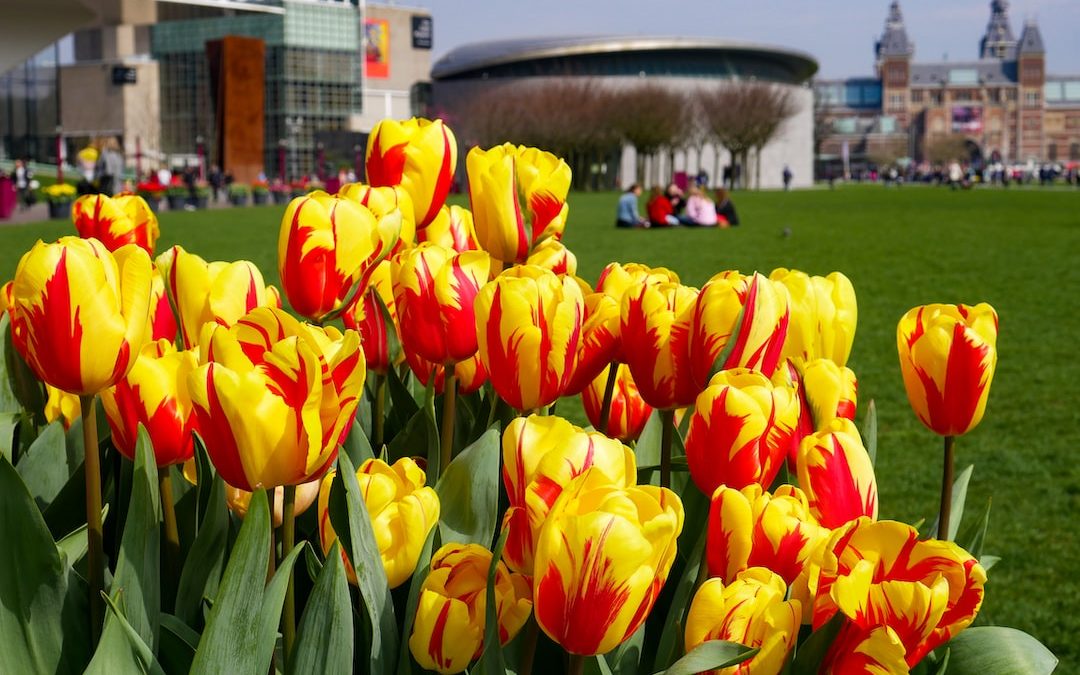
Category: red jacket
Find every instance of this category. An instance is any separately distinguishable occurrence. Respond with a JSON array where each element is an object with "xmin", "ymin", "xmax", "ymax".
[{"xmin": 647, "ymin": 195, "xmax": 673, "ymax": 223}]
